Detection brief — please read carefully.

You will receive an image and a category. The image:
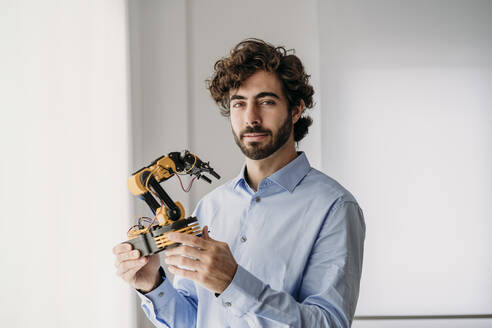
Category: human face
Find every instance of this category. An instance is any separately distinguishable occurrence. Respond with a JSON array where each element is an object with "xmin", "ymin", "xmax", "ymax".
[{"xmin": 229, "ymin": 70, "xmax": 293, "ymax": 160}]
